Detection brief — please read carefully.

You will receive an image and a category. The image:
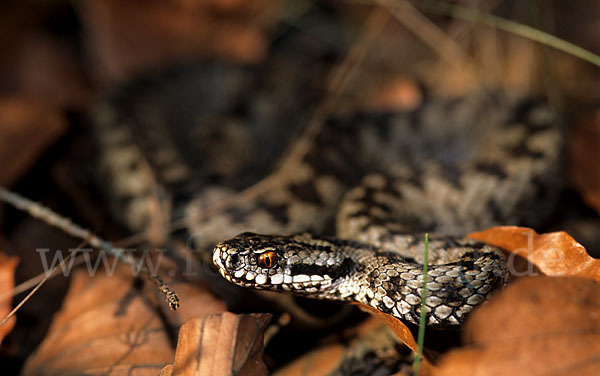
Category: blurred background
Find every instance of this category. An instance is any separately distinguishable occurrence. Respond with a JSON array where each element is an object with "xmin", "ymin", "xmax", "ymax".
[{"xmin": 0, "ymin": 0, "xmax": 599, "ymax": 374}]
